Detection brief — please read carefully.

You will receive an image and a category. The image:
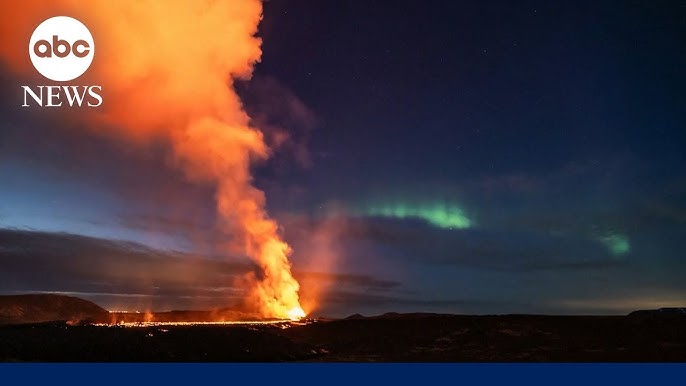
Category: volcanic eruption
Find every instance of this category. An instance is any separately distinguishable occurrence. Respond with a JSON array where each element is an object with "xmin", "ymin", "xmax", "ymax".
[{"xmin": 0, "ymin": 0, "xmax": 305, "ymax": 320}]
